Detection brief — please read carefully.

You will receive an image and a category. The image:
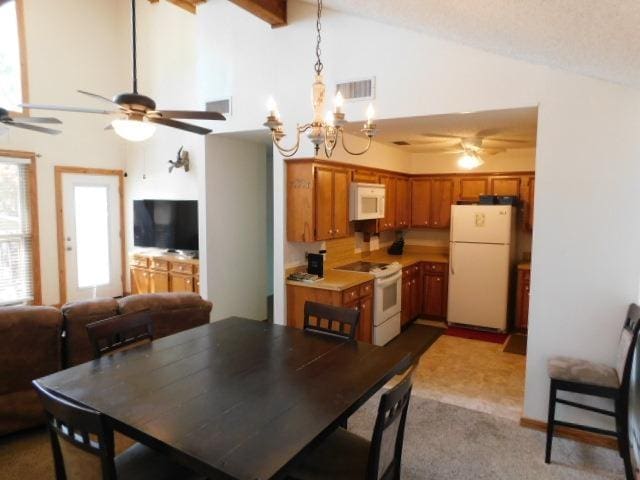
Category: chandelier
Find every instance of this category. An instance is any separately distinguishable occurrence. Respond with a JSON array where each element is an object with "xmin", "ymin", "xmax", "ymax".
[{"xmin": 263, "ymin": 0, "xmax": 377, "ymax": 158}]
